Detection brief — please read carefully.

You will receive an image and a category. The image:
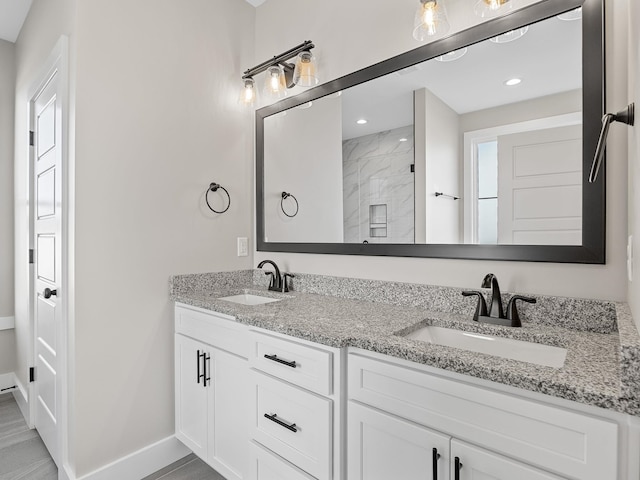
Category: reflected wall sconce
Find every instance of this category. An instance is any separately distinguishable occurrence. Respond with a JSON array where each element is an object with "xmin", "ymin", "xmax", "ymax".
[
  {"xmin": 413, "ymin": 0, "xmax": 450, "ymax": 41},
  {"xmin": 240, "ymin": 40, "xmax": 318, "ymax": 106},
  {"xmin": 490, "ymin": 26, "xmax": 528, "ymax": 43},
  {"xmin": 474, "ymin": 0, "xmax": 515, "ymax": 18},
  {"xmin": 589, "ymin": 103, "xmax": 635, "ymax": 183}
]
